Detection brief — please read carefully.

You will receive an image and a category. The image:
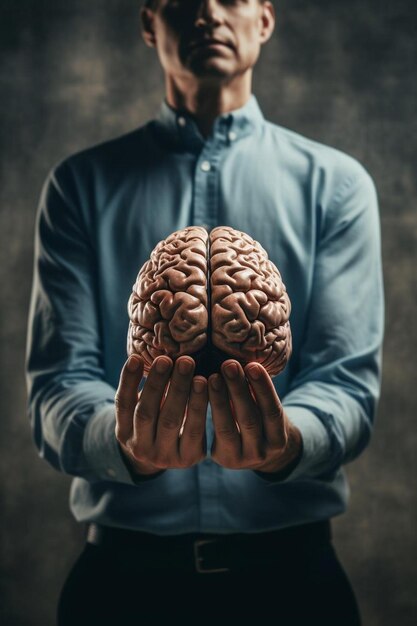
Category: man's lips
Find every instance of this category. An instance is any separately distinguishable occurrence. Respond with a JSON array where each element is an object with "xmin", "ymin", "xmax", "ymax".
[{"xmin": 188, "ymin": 38, "xmax": 234, "ymax": 51}]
